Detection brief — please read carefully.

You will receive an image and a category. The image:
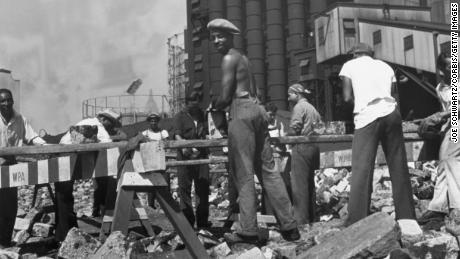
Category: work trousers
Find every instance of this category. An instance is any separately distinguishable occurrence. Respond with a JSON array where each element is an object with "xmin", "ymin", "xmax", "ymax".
[
  {"xmin": 93, "ymin": 176, "xmax": 118, "ymax": 215},
  {"xmin": 347, "ymin": 109, "xmax": 416, "ymax": 225},
  {"xmin": 0, "ymin": 187, "xmax": 17, "ymax": 247},
  {"xmin": 178, "ymin": 162, "xmax": 210, "ymax": 228},
  {"xmin": 54, "ymin": 180, "xmax": 78, "ymax": 241},
  {"xmin": 428, "ymin": 130, "xmax": 460, "ymax": 212},
  {"xmin": 228, "ymin": 98, "xmax": 297, "ymax": 236},
  {"xmin": 291, "ymin": 143, "xmax": 319, "ymax": 224}
]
